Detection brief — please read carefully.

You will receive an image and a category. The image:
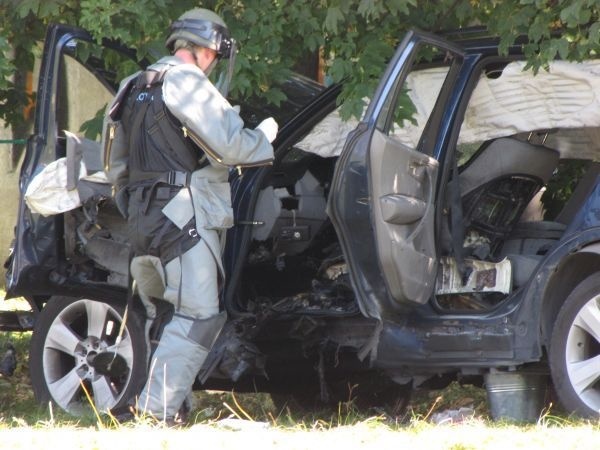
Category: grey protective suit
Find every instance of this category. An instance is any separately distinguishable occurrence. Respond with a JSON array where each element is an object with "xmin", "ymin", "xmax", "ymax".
[{"xmin": 103, "ymin": 55, "xmax": 274, "ymax": 418}]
